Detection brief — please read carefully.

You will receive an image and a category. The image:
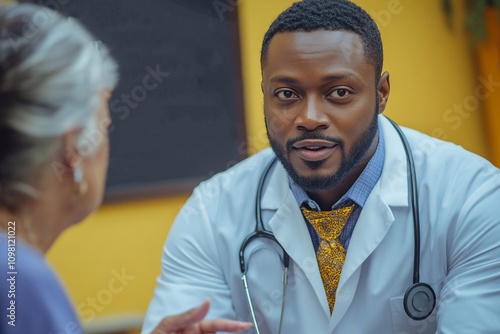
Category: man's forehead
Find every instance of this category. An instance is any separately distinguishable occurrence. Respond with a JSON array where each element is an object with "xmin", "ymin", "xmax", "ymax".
[
  {"xmin": 261, "ymin": 29, "xmax": 377, "ymax": 84},
  {"xmin": 264, "ymin": 30, "xmax": 368, "ymax": 73},
  {"xmin": 268, "ymin": 30, "xmax": 364, "ymax": 54}
]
